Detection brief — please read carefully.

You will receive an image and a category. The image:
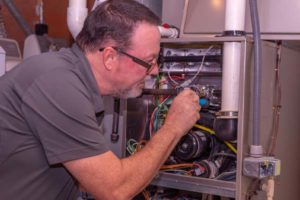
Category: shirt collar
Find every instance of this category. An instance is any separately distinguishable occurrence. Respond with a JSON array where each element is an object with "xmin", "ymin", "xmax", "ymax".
[{"xmin": 71, "ymin": 43, "xmax": 104, "ymax": 114}]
